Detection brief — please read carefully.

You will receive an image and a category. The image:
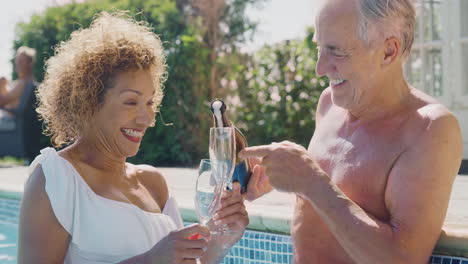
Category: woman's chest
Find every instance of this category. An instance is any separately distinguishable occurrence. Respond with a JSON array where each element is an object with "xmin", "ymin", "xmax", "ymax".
[{"xmin": 67, "ymin": 191, "xmax": 177, "ymax": 263}]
